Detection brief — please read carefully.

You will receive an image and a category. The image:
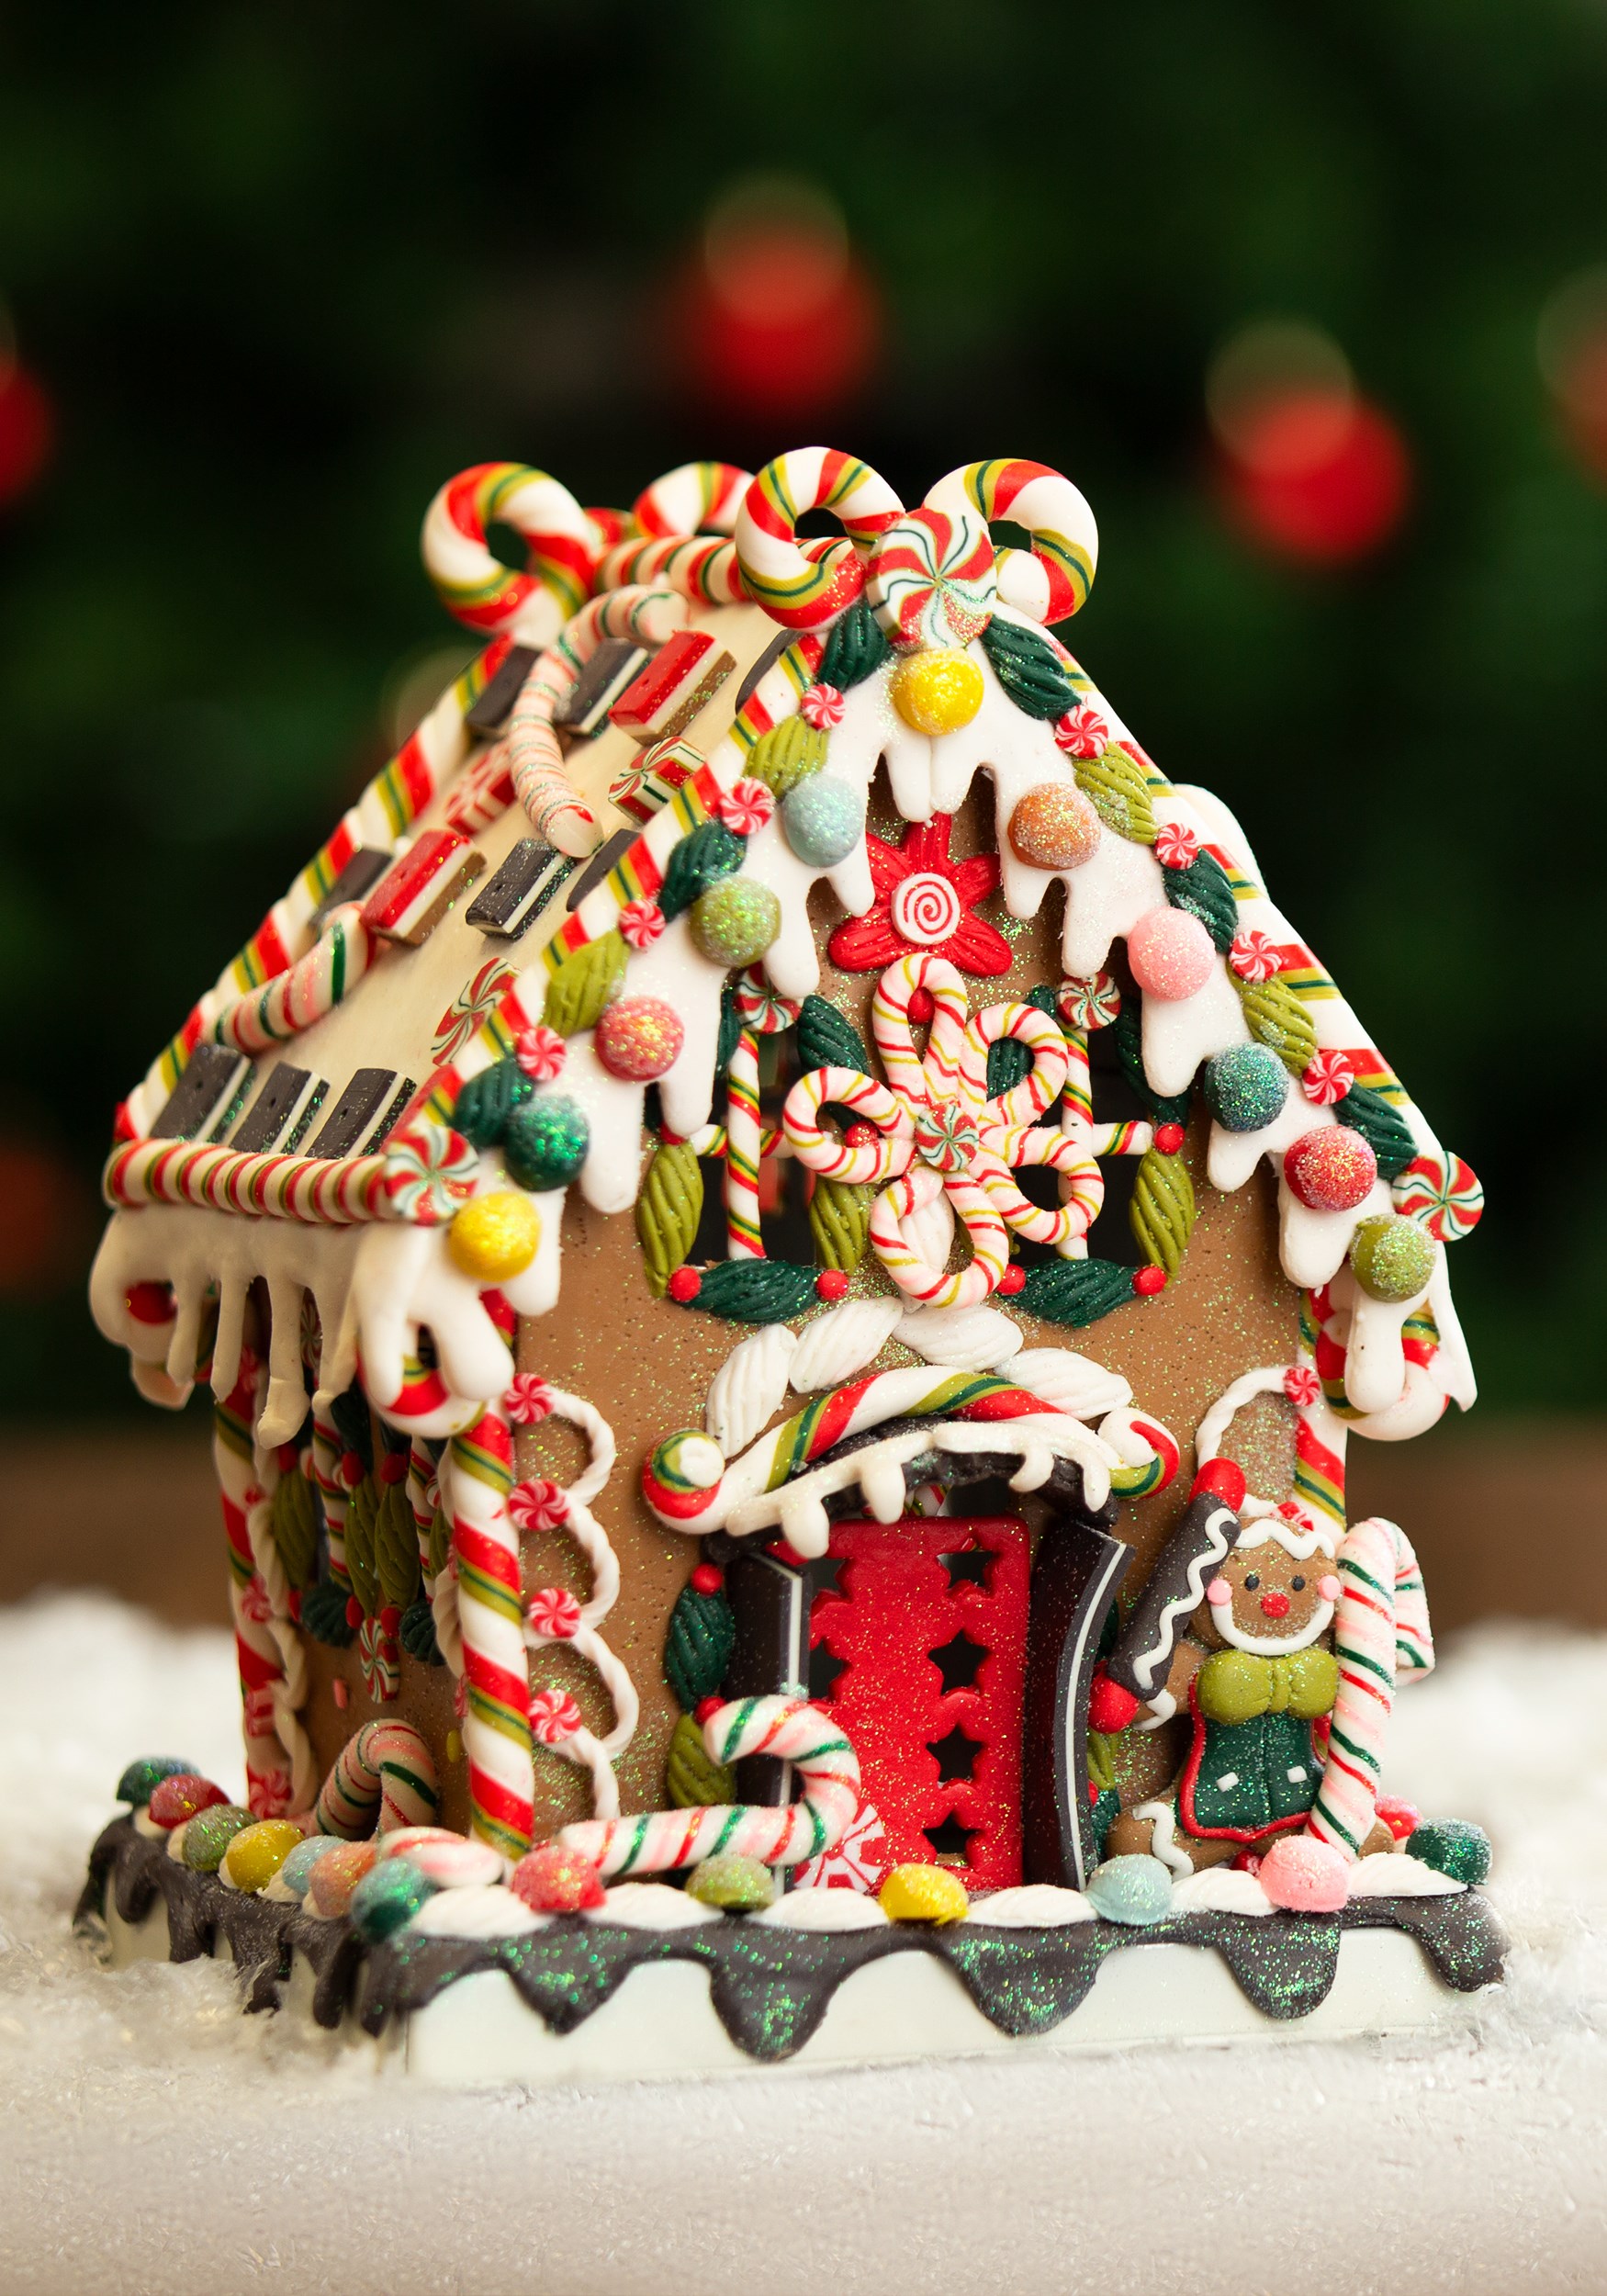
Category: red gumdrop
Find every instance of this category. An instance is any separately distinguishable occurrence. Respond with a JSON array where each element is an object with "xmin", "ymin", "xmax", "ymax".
[
  {"xmin": 843, "ymin": 1121, "xmax": 879, "ymax": 1148},
  {"xmin": 998, "ymin": 1264, "xmax": 1027, "ymax": 1296},
  {"xmin": 815, "ymin": 1269, "xmax": 849, "ymax": 1300},
  {"xmin": 690, "ymin": 1562, "xmax": 725, "ymax": 1596},
  {"xmin": 148, "ymin": 1774, "xmax": 228, "ymax": 1829},
  {"xmin": 667, "ymin": 1266, "xmax": 702, "ymax": 1302},
  {"xmin": 1132, "ymin": 1266, "xmax": 1167, "ymax": 1297},
  {"xmin": 1087, "ymin": 1669, "xmax": 1141, "ymax": 1734},
  {"xmin": 1283, "ymin": 1126, "xmax": 1377, "ymax": 1213},
  {"xmin": 1154, "ymin": 1122, "xmax": 1186, "ymax": 1155},
  {"xmin": 510, "ymin": 1840, "xmax": 607, "ymax": 1914},
  {"xmin": 1192, "ymin": 1456, "xmax": 1248, "ymax": 1510},
  {"xmin": 1376, "ymin": 1795, "xmax": 1421, "ymax": 1841}
]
